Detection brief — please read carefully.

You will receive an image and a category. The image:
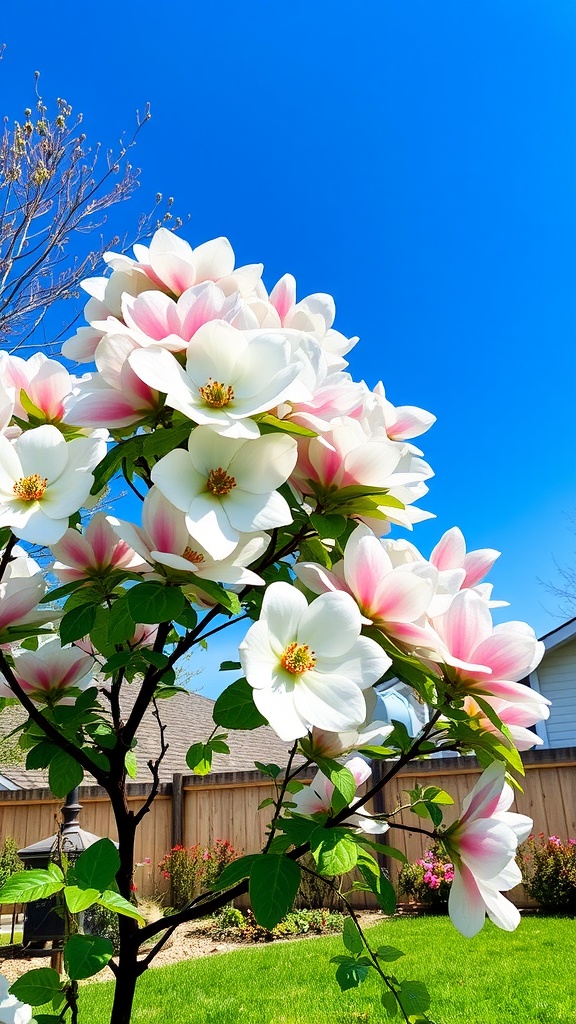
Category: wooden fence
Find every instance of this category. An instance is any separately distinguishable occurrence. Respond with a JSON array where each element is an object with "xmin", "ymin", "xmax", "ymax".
[{"xmin": 1, "ymin": 747, "xmax": 574, "ymax": 907}]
